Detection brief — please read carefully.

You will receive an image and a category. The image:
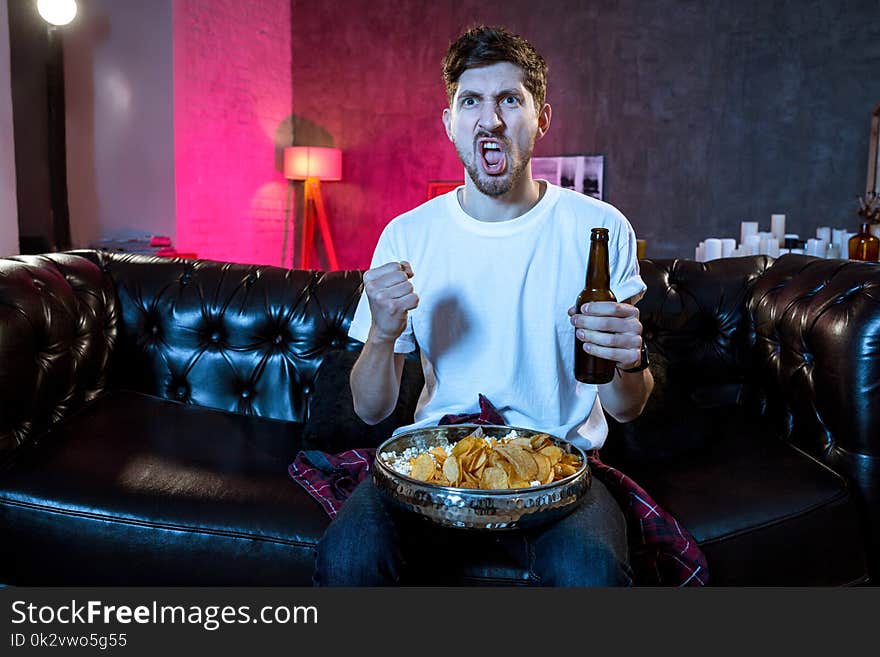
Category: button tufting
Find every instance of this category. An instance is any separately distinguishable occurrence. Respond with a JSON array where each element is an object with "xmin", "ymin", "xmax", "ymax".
[
  {"xmin": 246, "ymin": 273, "xmax": 258, "ymax": 286},
  {"xmin": 175, "ymin": 385, "xmax": 187, "ymax": 399},
  {"xmin": 210, "ymin": 331, "xmax": 221, "ymax": 342},
  {"xmin": 274, "ymin": 334, "xmax": 284, "ymax": 345},
  {"xmin": 241, "ymin": 389, "xmax": 251, "ymax": 399},
  {"xmin": 330, "ymin": 338, "xmax": 341, "ymax": 348},
  {"xmin": 151, "ymin": 325, "xmax": 159, "ymax": 335},
  {"xmin": 302, "ymin": 385, "xmax": 311, "ymax": 395}
]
